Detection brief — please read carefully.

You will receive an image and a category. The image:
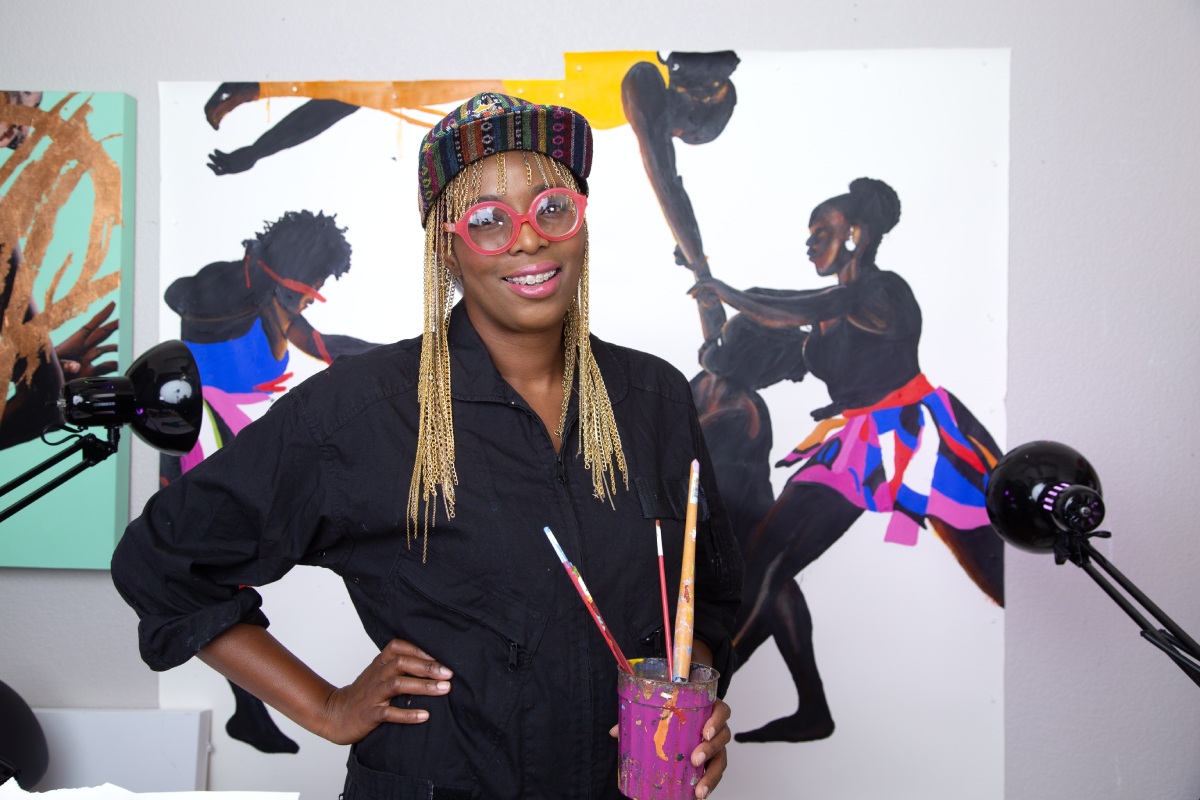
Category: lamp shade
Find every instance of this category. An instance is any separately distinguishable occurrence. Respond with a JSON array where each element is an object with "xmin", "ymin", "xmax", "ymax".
[
  {"xmin": 0, "ymin": 679, "xmax": 48, "ymax": 789},
  {"xmin": 60, "ymin": 340, "xmax": 202, "ymax": 456},
  {"xmin": 985, "ymin": 440, "xmax": 1105, "ymax": 553}
]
